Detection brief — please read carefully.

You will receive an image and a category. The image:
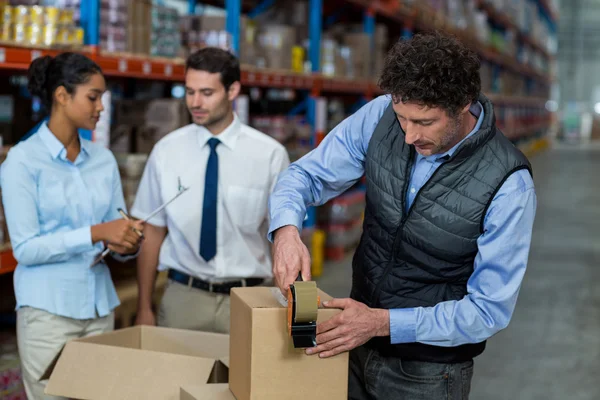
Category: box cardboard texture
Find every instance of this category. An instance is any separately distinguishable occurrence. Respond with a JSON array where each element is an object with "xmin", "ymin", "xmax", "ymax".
[
  {"xmin": 44, "ymin": 326, "xmax": 229, "ymax": 400},
  {"xmin": 181, "ymin": 384, "xmax": 236, "ymax": 400},
  {"xmin": 229, "ymin": 287, "xmax": 349, "ymax": 400}
]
